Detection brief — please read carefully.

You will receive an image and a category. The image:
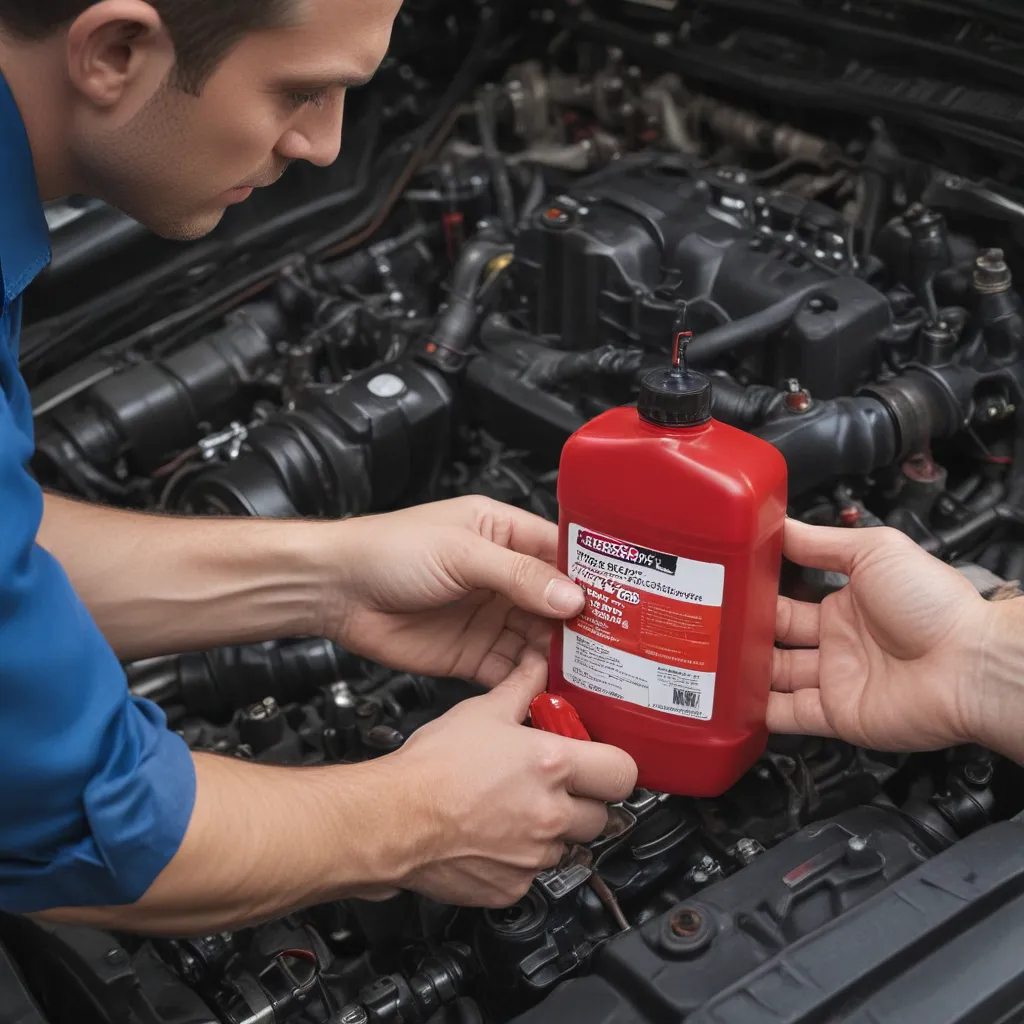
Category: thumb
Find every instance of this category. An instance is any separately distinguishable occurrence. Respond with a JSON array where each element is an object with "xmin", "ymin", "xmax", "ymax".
[
  {"xmin": 783, "ymin": 518, "xmax": 873, "ymax": 574},
  {"xmin": 462, "ymin": 536, "xmax": 585, "ymax": 619},
  {"xmin": 485, "ymin": 649, "xmax": 549, "ymax": 722}
]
